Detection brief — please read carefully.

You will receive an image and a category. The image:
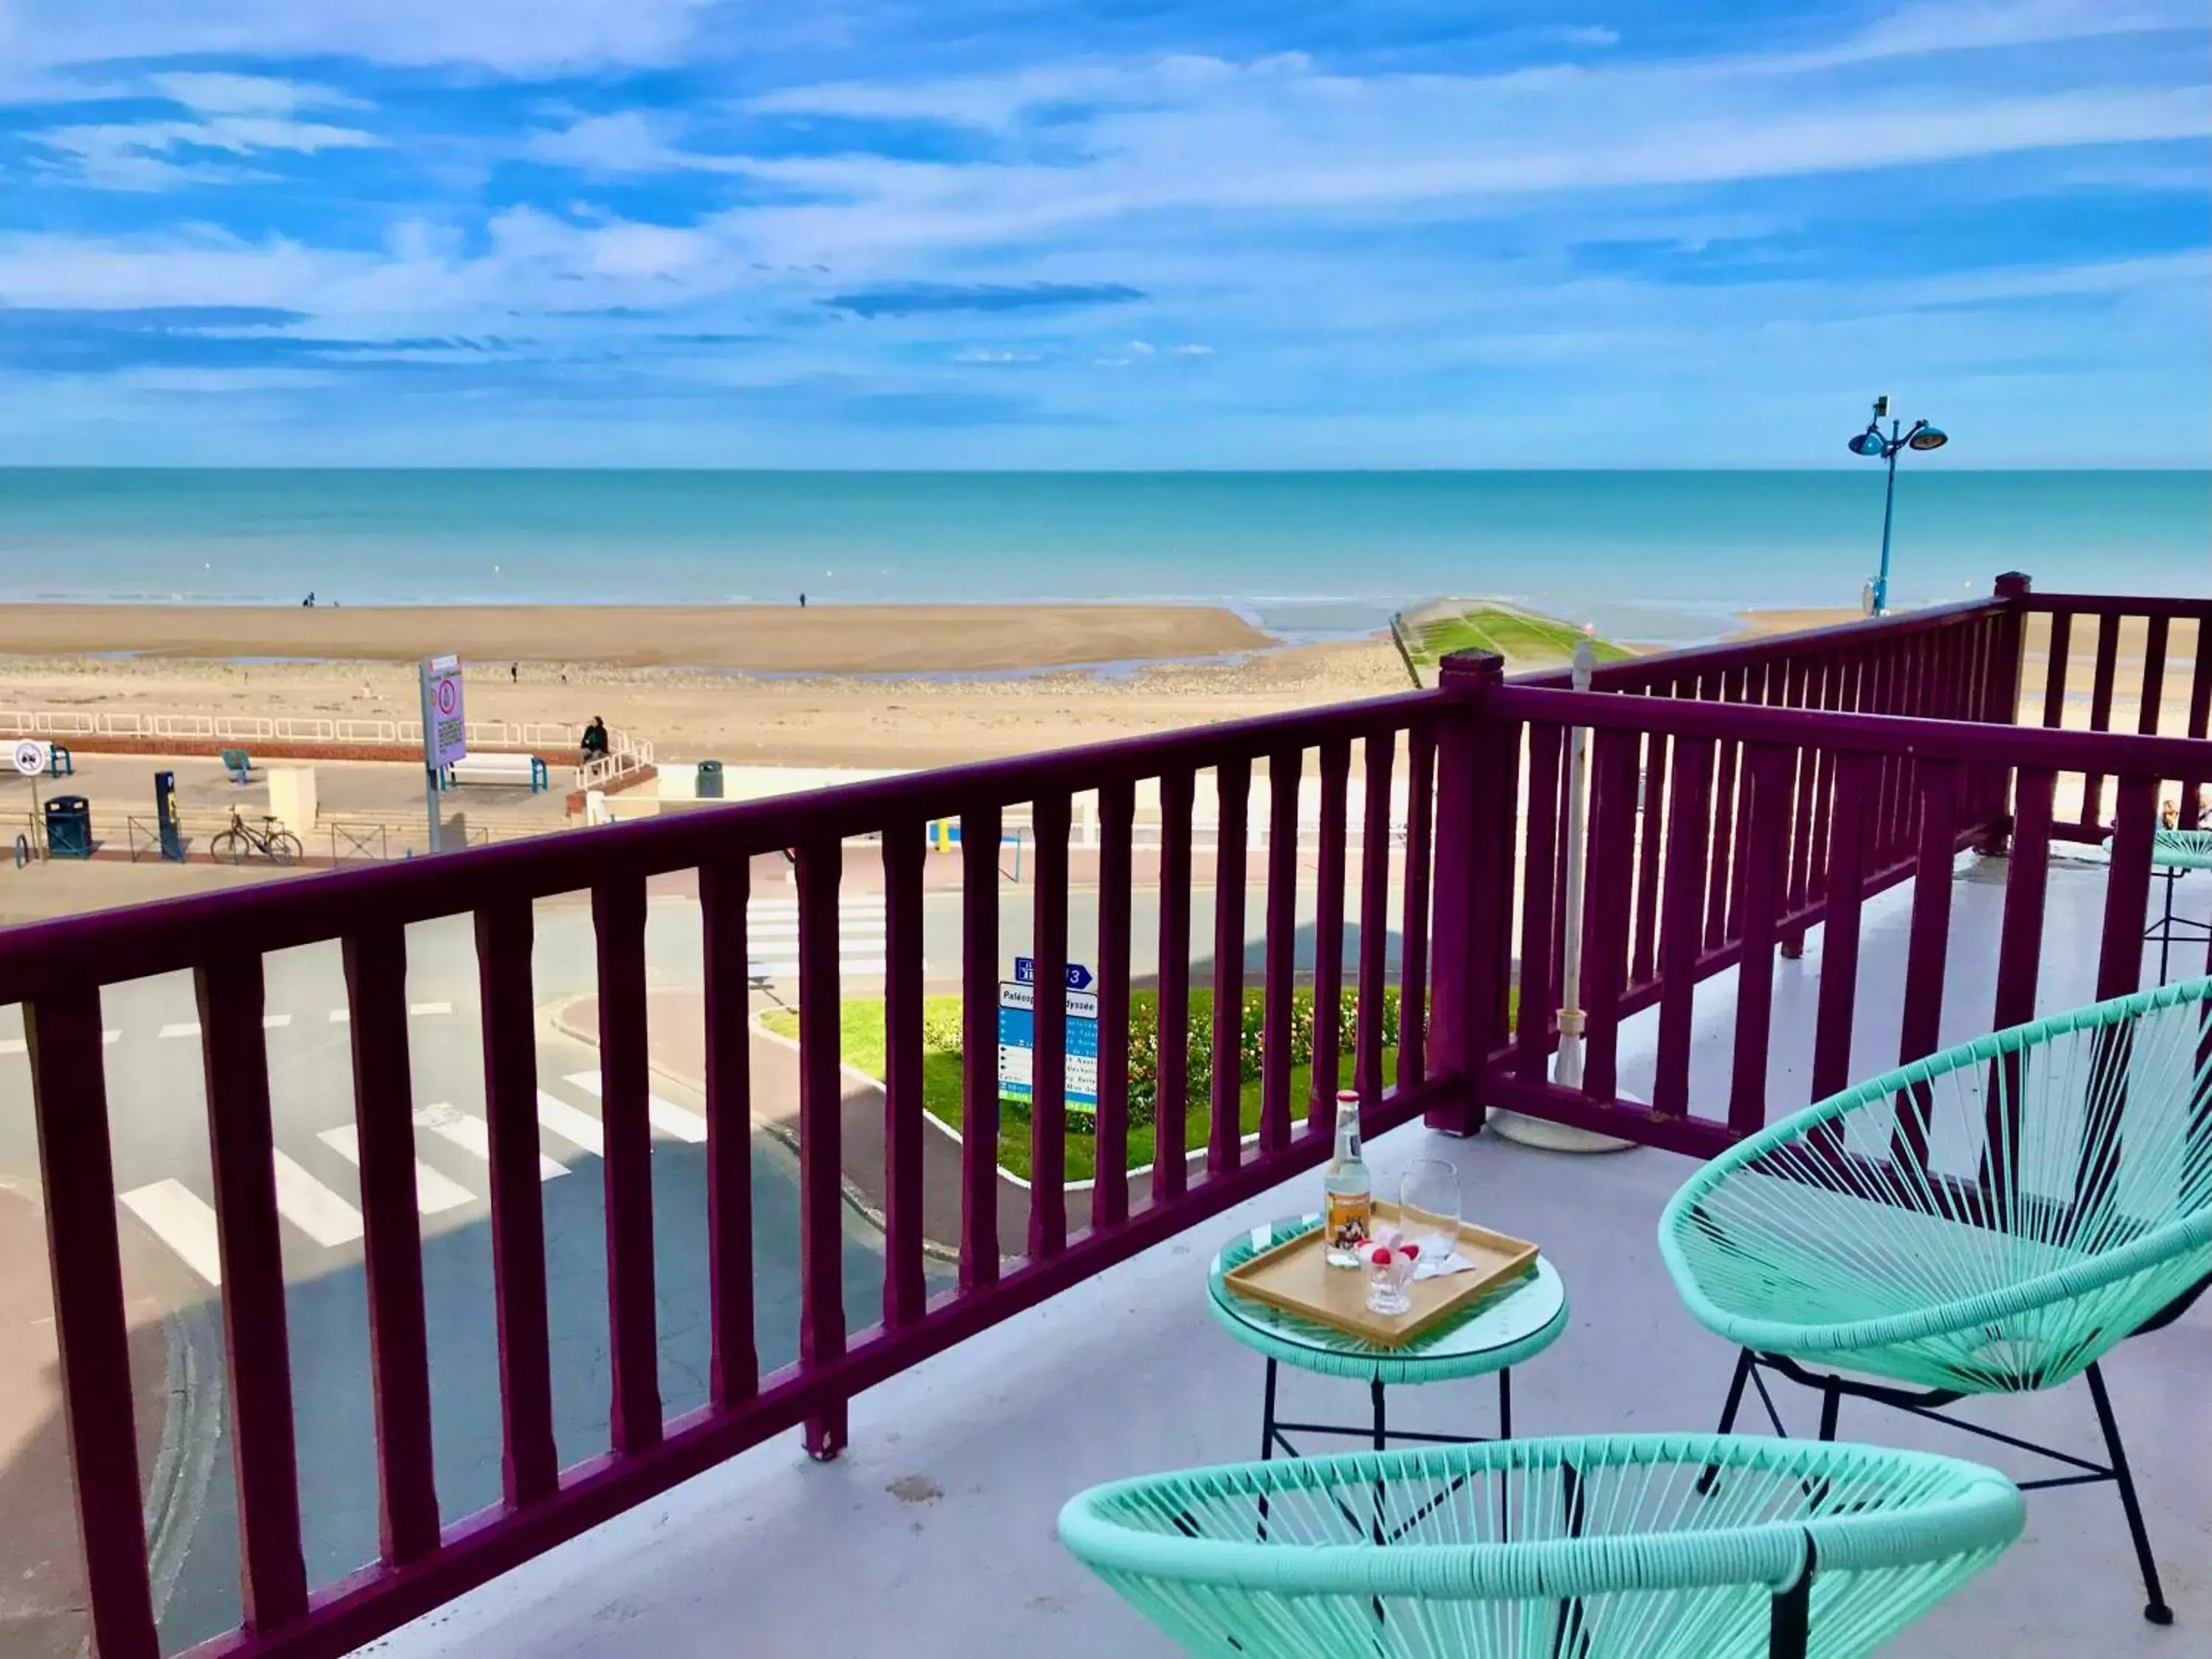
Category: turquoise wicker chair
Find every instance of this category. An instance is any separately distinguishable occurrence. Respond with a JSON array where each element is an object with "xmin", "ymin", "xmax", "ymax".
[
  {"xmin": 2148, "ymin": 827, "xmax": 2212, "ymax": 981},
  {"xmin": 1060, "ymin": 1434, "xmax": 2023, "ymax": 1658},
  {"xmin": 1660, "ymin": 978, "xmax": 2212, "ymax": 1627}
]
